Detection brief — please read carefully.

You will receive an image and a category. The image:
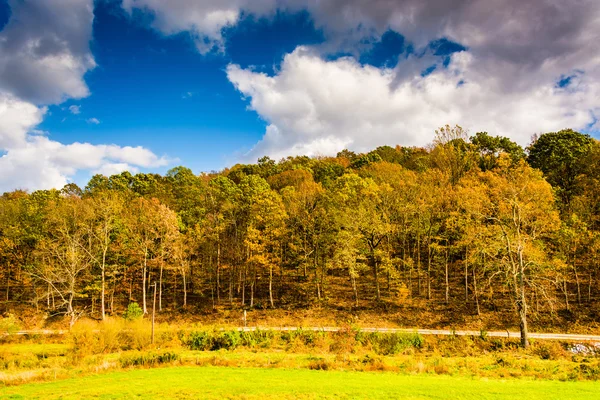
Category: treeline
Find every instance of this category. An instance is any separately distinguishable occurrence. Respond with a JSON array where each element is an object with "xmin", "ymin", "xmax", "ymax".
[{"xmin": 1, "ymin": 126, "xmax": 599, "ymax": 346}]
